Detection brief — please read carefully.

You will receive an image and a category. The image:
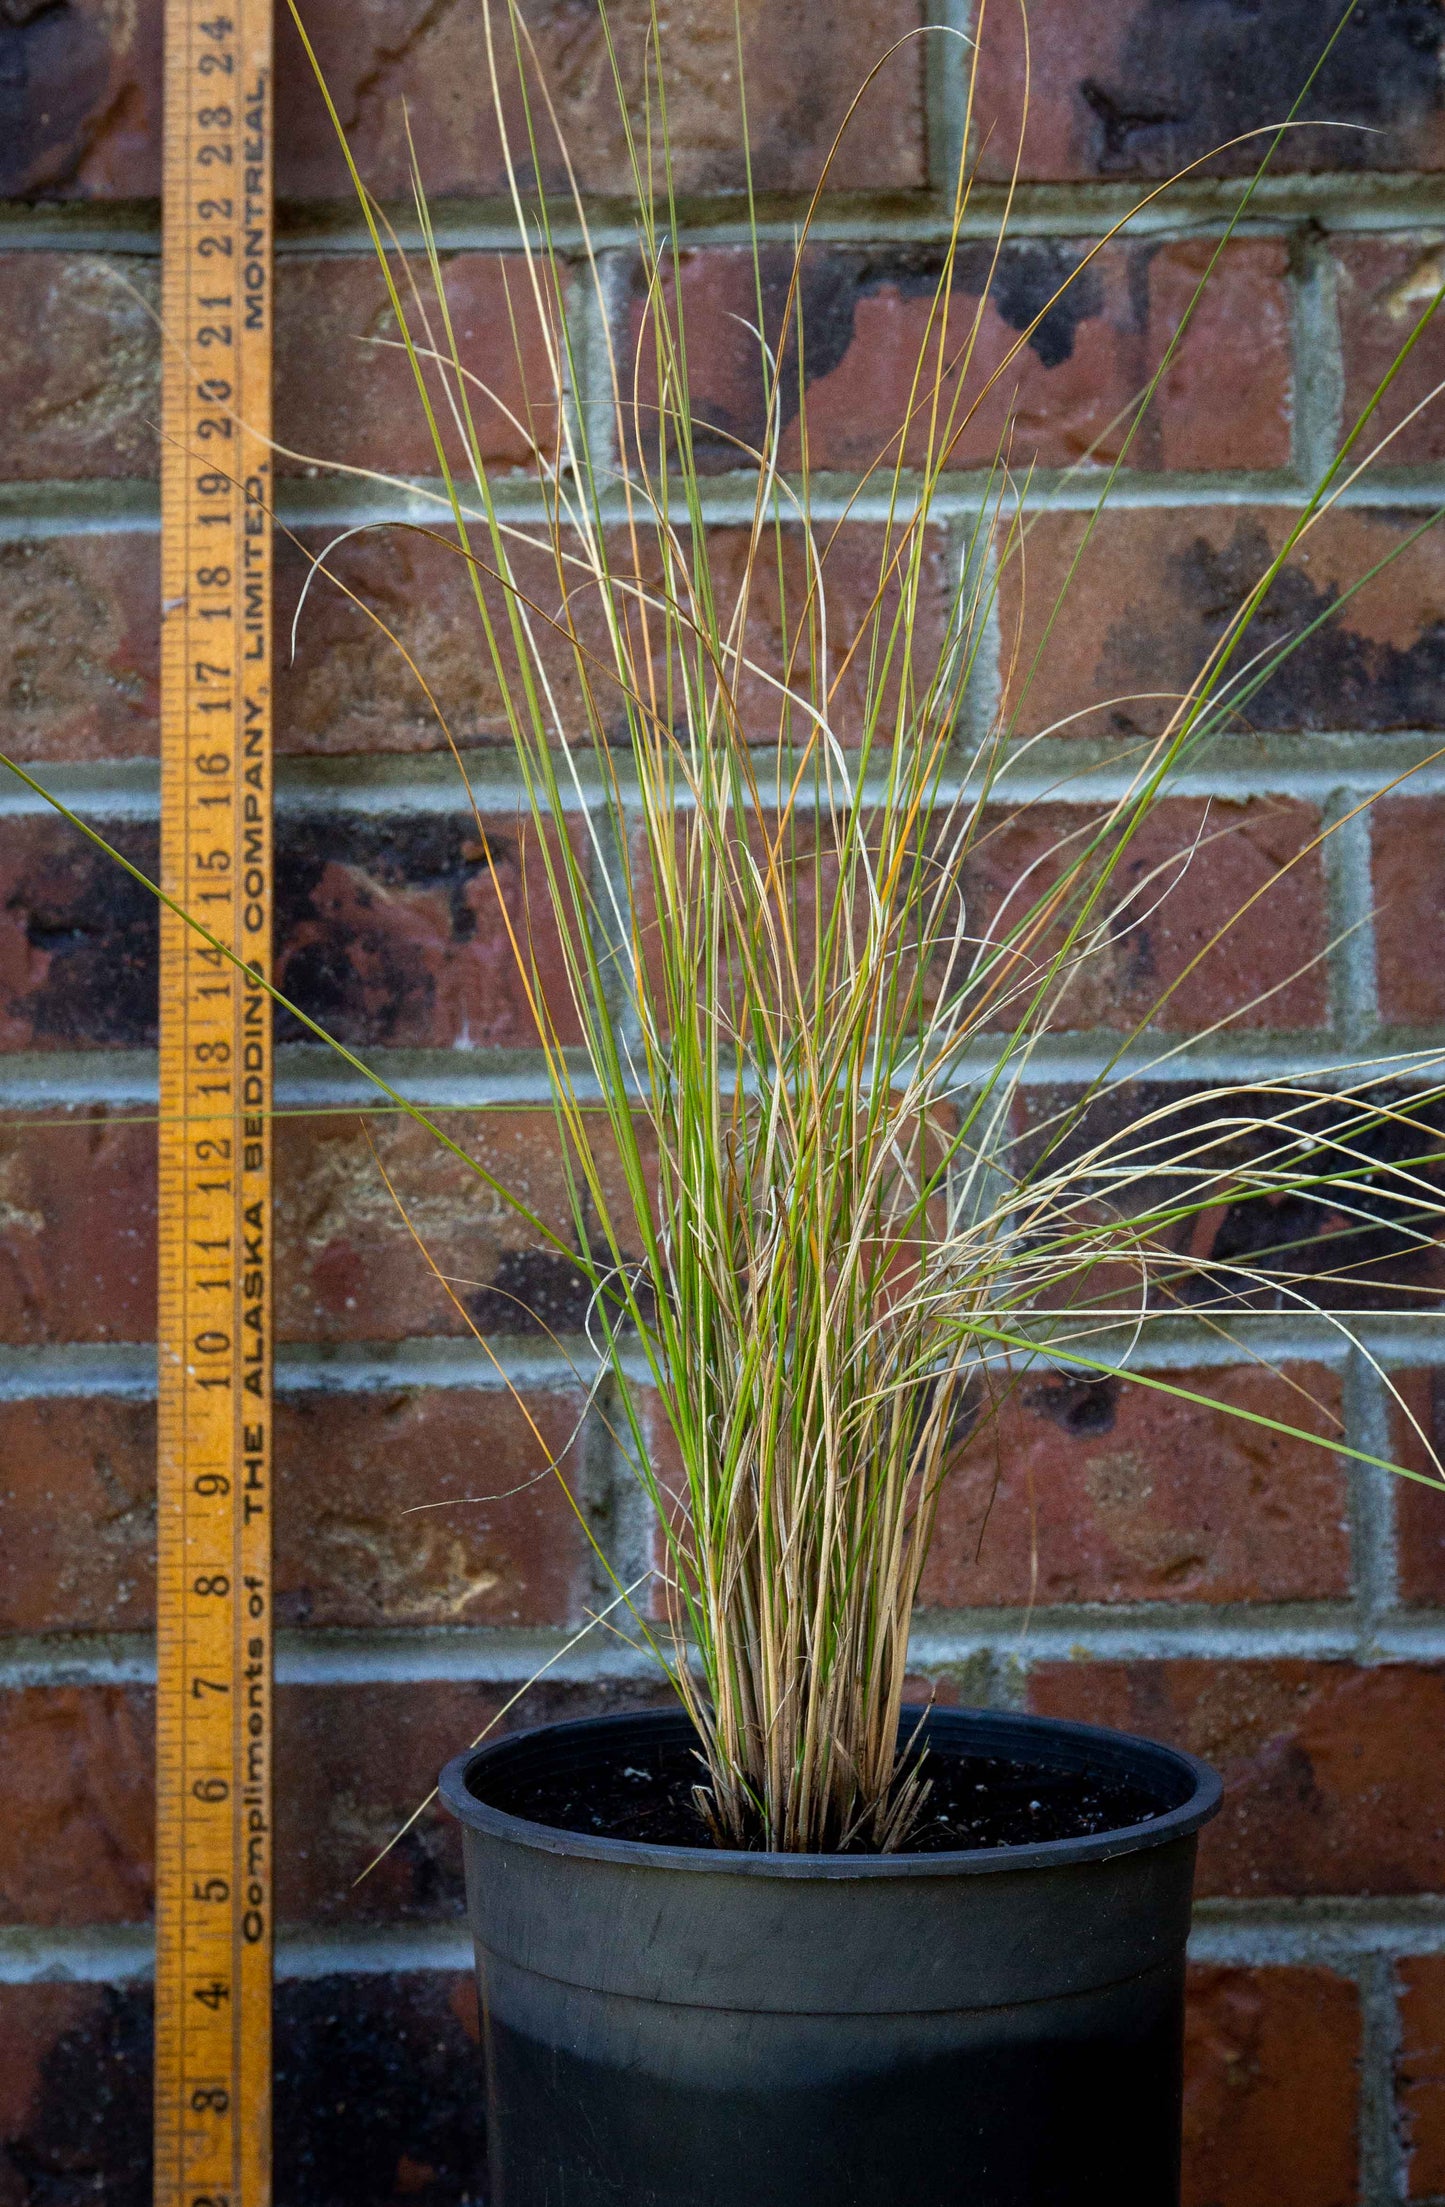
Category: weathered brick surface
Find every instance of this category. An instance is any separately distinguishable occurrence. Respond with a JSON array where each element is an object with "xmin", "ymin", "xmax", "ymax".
[
  {"xmin": 0, "ymin": 254, "xmax": 558, "ymax": 484},
  {"xmin": 0, "ymin": 1974, "xmax": 486, "ymax": 2207},
  {"xmin": 275, "ymin": 254, "xmax": 564, "ymax": 477},
  {"xmin": 1375, "ymin": 797, "xmax": 1445, "ymax": 1025},
  {"xmin": 921, "ymin": 1364, "xmax": 1349, "ymax": 1609},
  {"xmin": 1388, "ymin": 1370, "xmax": 1445, "ymax": 1606},
  {"xmin": 0, "ymin": 1112, "xmax": 155, "ymax": 1344},
  {"xmin": 0, "ymin": 1387, "xmax": 597, "ymax": 1634},
  {"xmin": 0, "ymin": 1397, "xmax": 157, "ymax": 1635},
  {"xmin": 1012, "ymin": 1080, "xmax": 1445, "ymax": 1312},
  {"xmin": 961, "ymin": 798, "xmax": 1329, "ymax": 1033},
  {"xmin": 0, "ymin": 811, "xmax": 584, "ymax": 1053},
  {"xmin": 999, "ymin": 506, "xmax": 1445, "ymax": 742},
  {"xmin": 1182, "ymin": 1966, "xmax": 1360, "ymax": 2207},
  {"xmin": 275, "ymin": 1387, "xmax": 598, "ymax": 1629},
  {"xmin": 0, "ymin": 256, "xmax": 159, "ymax": 480},
  {"xmin": 2, "ymin": 0, "xmax": 925, "ymax": 201},
  {"xmin": 0, "ymin": 1983, "xmax": 152, "ymax": 2207},
  {"xmin": 0, "ymin": 536, "xmax": 160, "ymax": 763},
  {"xmin": 272, "ymin": 810, "xmax": 586, "ymax": 1051},
  {"xmin": 1028, "ymin": 1660, "xmax": 1445, "ymax": 1897},
  {"xmin": 274, "ymin": 1678, "xmax": 672, "ymax": 1923},
  {"xmin": 0, "ymin": 1687, "xmax": 154, "ymax": 1926},
  {"xmin": 0, "ymin": 1107, "xmax": 633, "ymax": 1347},
  {"xmin": 1399, "ymin": 1955, "xmax": 1445, "ymax": 2199},
  {"xmin": 0, "ymin": 819, "xmax": 159, "ymax": 1050},
  {"xmin": 278, "ymin": 0, "xmax": 927, "ymax": 201},
  {"xmin": 972, "ymin": 0, "xmax": 1445, "ymax": 183},
  {"xmin": 0, "ymin": 1675, "xmax": 679, "ymax": 1927},
  {"xmin": 1336, "ymin": 237, "xmax": 1445, "ymax": 466},
  {"xmin": 626, "ymin": 238, "xmax": 1291, "ymax": 476}
]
